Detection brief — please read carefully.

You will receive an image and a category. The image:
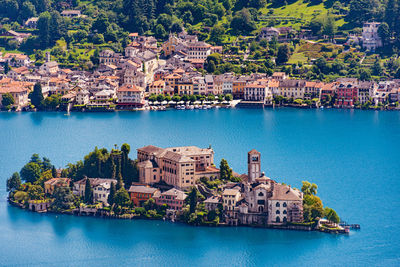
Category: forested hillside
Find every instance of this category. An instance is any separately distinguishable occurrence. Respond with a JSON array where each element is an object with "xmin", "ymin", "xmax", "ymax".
[
  {"xmin": 2, "ymin": 0, "xmax": 400, "ymax": 48},
  {"xmin": 2, "ymin": 0, "xmax": 400, "ymax": 80}
]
